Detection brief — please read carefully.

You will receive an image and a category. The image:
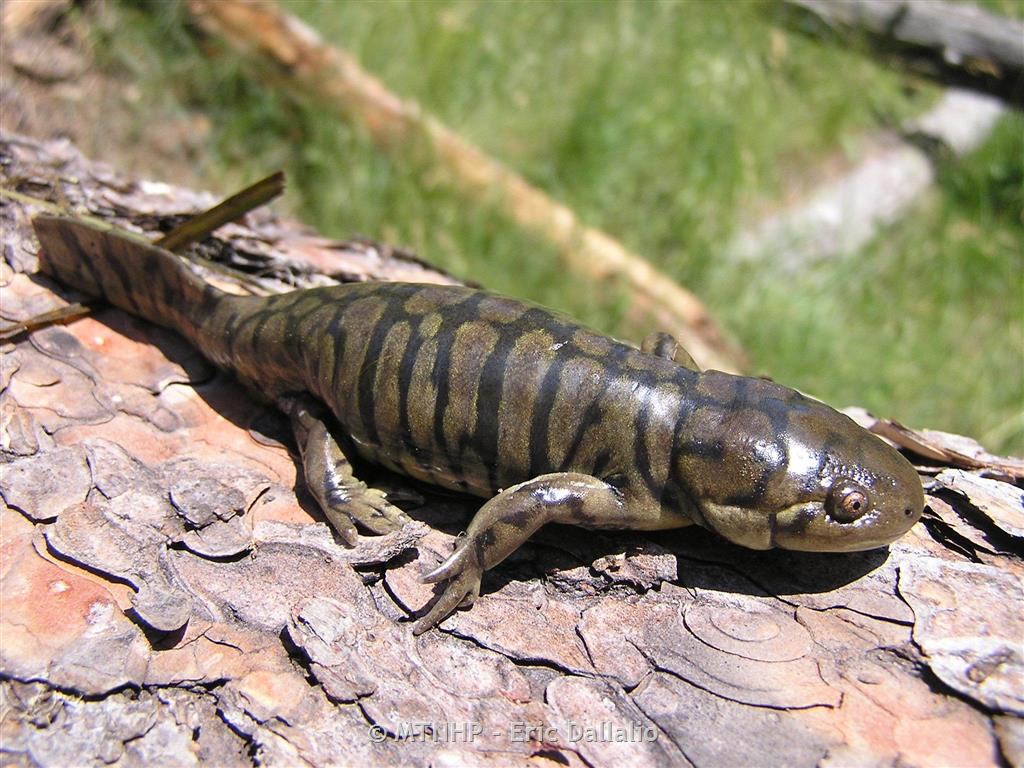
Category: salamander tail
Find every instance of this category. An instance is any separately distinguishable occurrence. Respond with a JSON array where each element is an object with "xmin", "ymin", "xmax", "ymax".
[{"xmin": 33, "ymin": 215, "xmax": 223, "ymax": 337}]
